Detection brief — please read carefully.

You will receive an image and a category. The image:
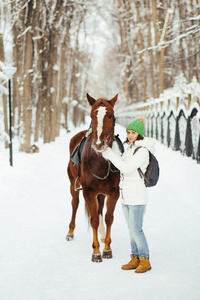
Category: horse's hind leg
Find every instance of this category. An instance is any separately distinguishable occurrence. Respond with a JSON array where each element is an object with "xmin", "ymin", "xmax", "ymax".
[
  {"xmin": 97, "ymin": 194, "xmax": 106, "ymax": 243},
  {"xmin": 66, "ymin": 183, "xmax": 79, "ymax": 241},
  {"xmin": 84, "ymin": 190, "xmax": 102, "ymax": 262}
]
